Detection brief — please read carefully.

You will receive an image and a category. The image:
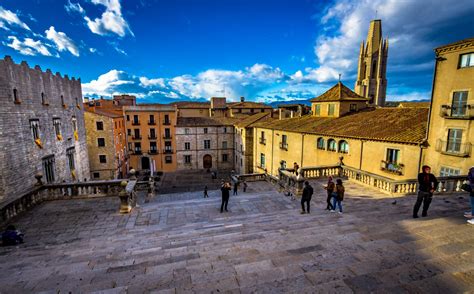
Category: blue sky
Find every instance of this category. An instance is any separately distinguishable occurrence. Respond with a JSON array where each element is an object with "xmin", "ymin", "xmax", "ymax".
[{"xmin": 1, "ymin": 0, "xmax": 473, "ymax": 103}]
